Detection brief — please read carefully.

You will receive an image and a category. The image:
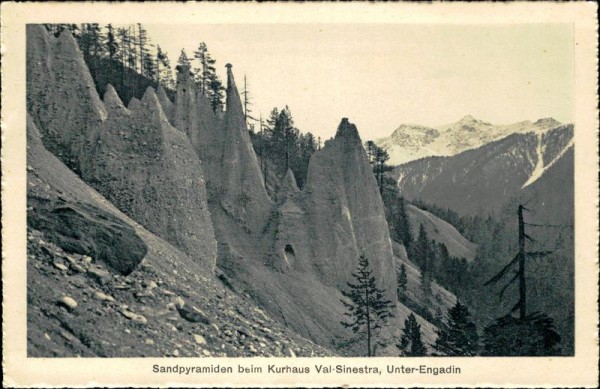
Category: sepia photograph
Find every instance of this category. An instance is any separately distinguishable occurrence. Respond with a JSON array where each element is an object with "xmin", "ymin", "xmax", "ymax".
[{"xmin": 2, "ymin": 2, "xmax": 598, "ymax": 387}]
